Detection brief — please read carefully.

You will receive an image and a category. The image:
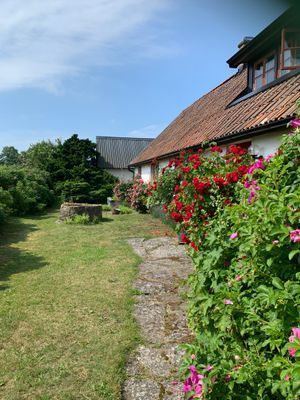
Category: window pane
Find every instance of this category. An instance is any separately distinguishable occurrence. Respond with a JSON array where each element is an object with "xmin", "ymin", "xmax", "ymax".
[
  {"xmin": 266, "ymin": 68, "xmax": 275, "ymax": 84},
  {"xmin": 255, "ymin": 75, "xmax": 263, "ymax": 89},
  {"xmin": 292, "ymin": 48, "xmax": 300, "ymax": 65},
  {"xmin": 279, "ymin": 68, "xmax": 289, "ymax": 77},
  {"xmin": 284, "ymin": 31, "xmax": 300, "ymax": 48},
  {"xmin": 284, "ymin": 49, "xmax": 300, "ymax": 67},
  {"xmin": 255, "ymin": 63, "xmax": 263, "ymax": 77},
  {"xmin": 266, "ymin": 56, "xmax": 275, "ymax": 70}
]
